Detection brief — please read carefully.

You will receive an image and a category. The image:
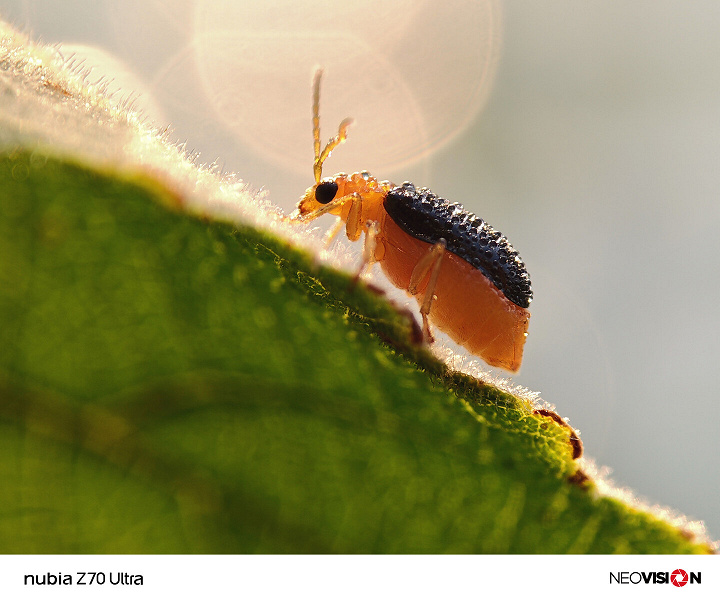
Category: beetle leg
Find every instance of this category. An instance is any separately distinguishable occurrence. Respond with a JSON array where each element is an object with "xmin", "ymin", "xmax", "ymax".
[
  {"xmin": 355, "ymin": 220, "xmax": 380, "ymax": 280},
  {"xmin": 296, "ymin": 192, "xmax": 357, "ymax": 223},
  {"xmin": 344, "ymin": 192, "xmax": 363, "ymax": 242},
  {"xmin": 408, "ymin": 239, "xmax": 447, "ymax": 343},
  {"xmin": 323, "ymin": 216, "xmax": 344, "ymax": 247}
]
